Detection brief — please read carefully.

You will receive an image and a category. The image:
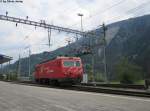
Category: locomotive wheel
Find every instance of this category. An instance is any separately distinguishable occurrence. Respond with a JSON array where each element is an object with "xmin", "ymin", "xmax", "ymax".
[
  {"xmin": 39, "ymin": 79, "xmax": 44, "ymax": 84},
  {"xmin": 35, "ymin": 79, "xmax": 39, "ymax": 83},
  {"xmin": 50, "ymin": 80, "xmax": 60, "ymax": 86}
]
